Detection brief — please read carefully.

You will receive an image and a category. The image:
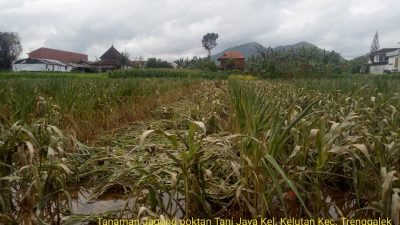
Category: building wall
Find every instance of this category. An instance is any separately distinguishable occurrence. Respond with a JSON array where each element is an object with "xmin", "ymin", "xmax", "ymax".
[
  {"xmin": 13, "ymin": 63, "xmax": 71, "ymax": 72},
  {"xmin": 388, "ymin": 56, "xmax": 400, "ymax": 72},
  {"xmin": 389, "ymin": 56, "xmax": 400, "ymax": 72},
  {"xmin": 28, "ymin": 48, "xmax": 88, "ymax": 63},
  {"xmin": 13, "ymin": 64, "xmax": 47, "ymax": 72},
  {"xmin": 219, "ymin": 58, "xmax": 245, "ymax": 70},
  {"xmin": 369, "ymin": 65, "xmax": 390, "ymax": 74}
]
